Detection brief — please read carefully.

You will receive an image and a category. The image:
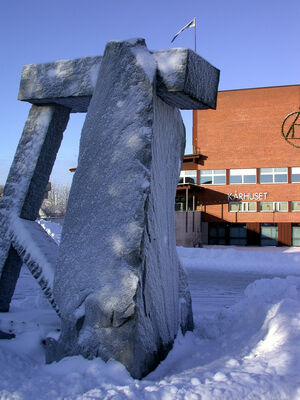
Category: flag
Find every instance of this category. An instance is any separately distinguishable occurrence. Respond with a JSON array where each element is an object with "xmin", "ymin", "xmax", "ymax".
[{"xmin": 171, "ymin": 17, "xmax": 196, "ymax": 43}]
